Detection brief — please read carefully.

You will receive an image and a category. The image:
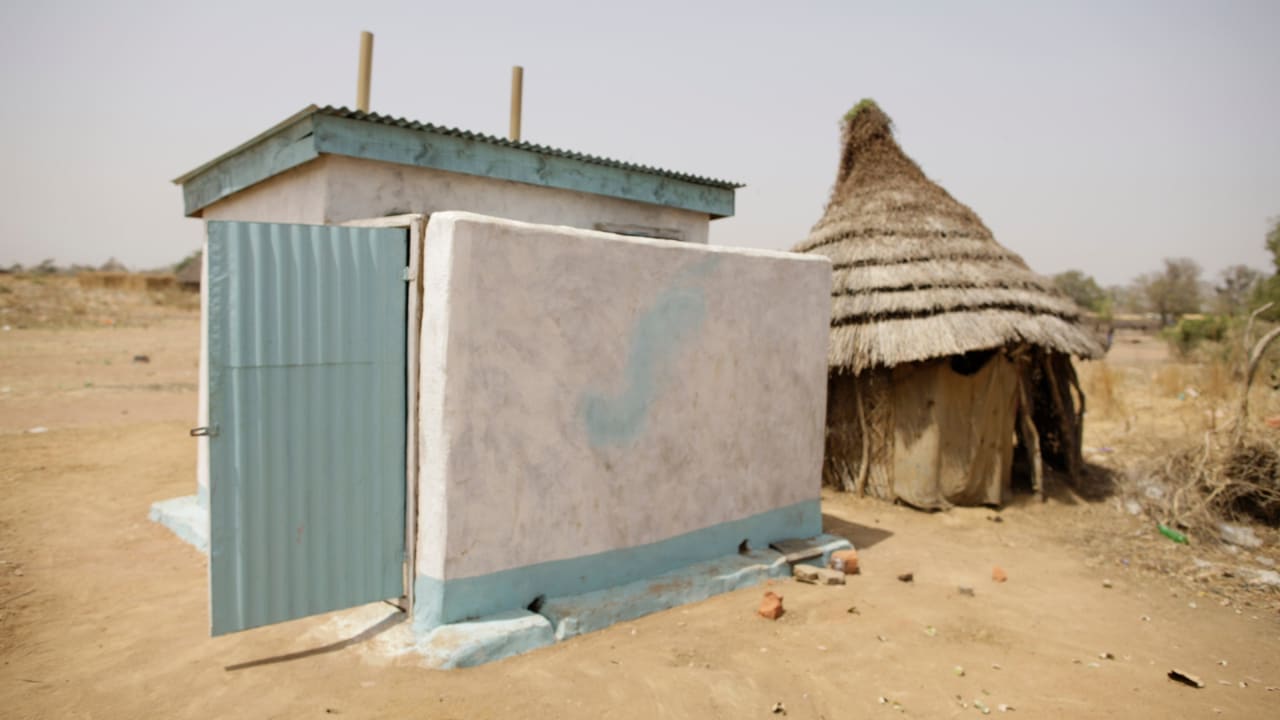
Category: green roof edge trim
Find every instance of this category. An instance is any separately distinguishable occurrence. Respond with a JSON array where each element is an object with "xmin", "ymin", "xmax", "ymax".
[{"xmin": 175, "ymin": 105, "xmax": 741, "ymax": 219}]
